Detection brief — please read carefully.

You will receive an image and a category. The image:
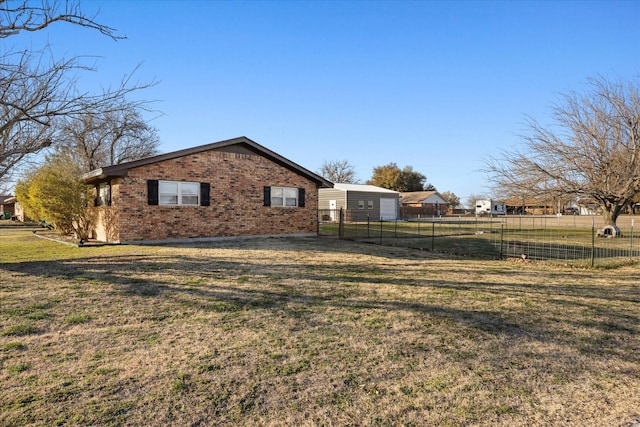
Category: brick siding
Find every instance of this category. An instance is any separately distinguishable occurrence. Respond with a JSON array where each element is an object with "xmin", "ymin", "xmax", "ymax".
[{"xmin": 92, "ymin": 150, "xmax": 319, "ymax": 243}]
